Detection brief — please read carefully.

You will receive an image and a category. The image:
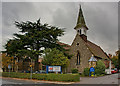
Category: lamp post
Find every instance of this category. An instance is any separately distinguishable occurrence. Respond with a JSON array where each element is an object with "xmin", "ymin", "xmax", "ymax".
[{"xmin": 29, "ymin": 57, "xmax": 32, "ymax": 80}]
